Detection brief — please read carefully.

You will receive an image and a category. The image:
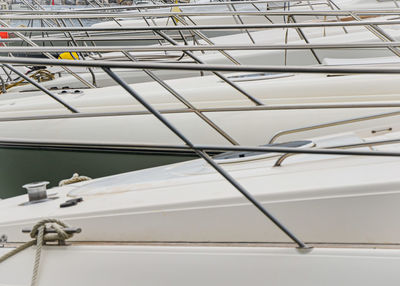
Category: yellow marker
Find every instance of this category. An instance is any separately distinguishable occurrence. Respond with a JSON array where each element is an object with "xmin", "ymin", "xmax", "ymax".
[
  {"xmin": 171, "ymin": 0, "xmax": 182, "ymax": 23},
  {"xmin": 171, "ymin": 6, "xmax": 182, "ymax": 13},
  {"xmin": 58, "ymin": 52, "xmax": 79, "ymax": 60}
]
